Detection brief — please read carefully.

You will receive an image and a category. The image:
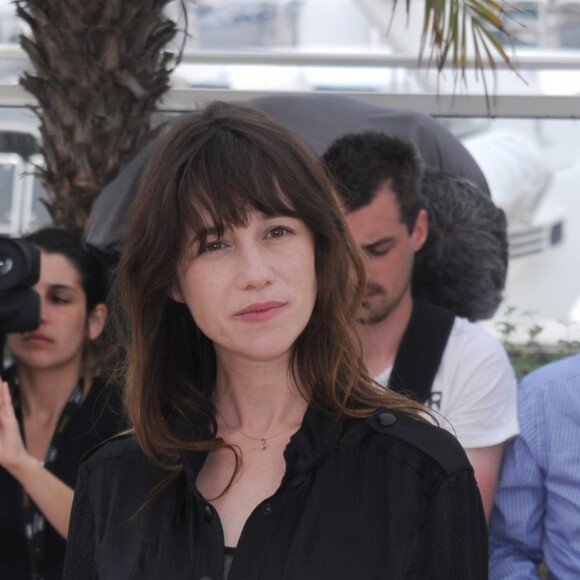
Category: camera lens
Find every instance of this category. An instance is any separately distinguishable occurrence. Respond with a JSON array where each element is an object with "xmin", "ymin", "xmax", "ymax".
[
  {"xmin": 0, "ymin": 254, "xmax": 14, "ymax": 276},
  {"xmin": 0, "ymin": 238, "xmax": 40, "ymax": 290}
]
